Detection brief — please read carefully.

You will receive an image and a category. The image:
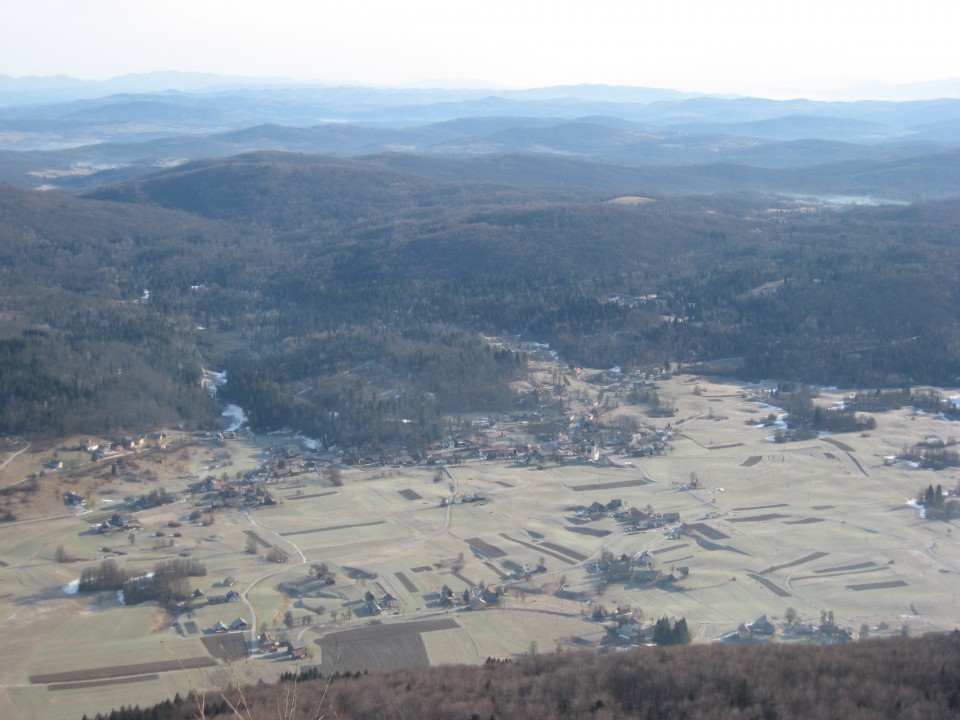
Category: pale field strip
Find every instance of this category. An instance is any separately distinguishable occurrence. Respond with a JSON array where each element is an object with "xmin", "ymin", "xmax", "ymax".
[
  {"xmin": 285, "ymin": 536, "xmax": 412, "ymax": 559},
  {"xmin": 7, "ymin": 678, "xmax": 175, "ymax": 720},
  {"xmin": 421, "ymin": 624, "xmax": 482, "ymax": 665}
]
